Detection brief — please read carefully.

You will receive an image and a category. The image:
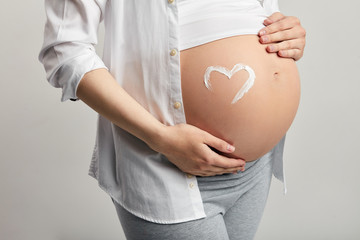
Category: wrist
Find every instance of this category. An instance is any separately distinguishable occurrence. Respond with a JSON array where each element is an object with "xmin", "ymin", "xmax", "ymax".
[{"xmin": 143, "ymin": 122, "xmax": 169, "ymax": 153}]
